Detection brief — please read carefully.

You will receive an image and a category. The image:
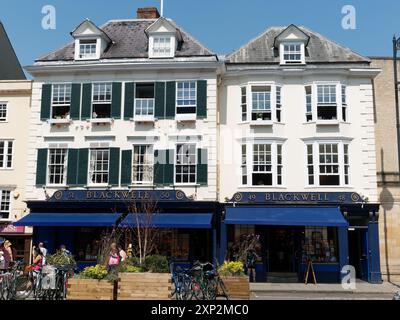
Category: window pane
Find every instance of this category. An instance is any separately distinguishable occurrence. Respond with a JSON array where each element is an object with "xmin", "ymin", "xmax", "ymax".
[{"xmin": 176, "ymin": 82, "xmax": 197, "ymax": 114}]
